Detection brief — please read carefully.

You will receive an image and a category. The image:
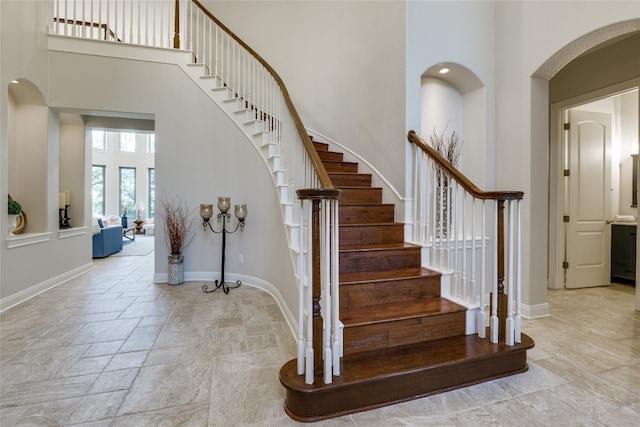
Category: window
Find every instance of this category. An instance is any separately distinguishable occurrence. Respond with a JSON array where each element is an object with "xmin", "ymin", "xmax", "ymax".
[
  {"xmin": 148, "ymin": 168, "xmax": 155, "ymax": 218},
  {"xmin": 119, "ymin": 132, "xmax": 136, "ymax": 153},
  {"xmin": 119, "ymin": 167, "xmax": 136, "ymax": 215},
  {"xmin": 92, "ymin": 130, "xmax": 106, "ymax": 150},
  {"xmin": 92, "ymin": 165, "xmax": 106, "ymax": 216},
  {"xmin": 147, "ymin": 134, "xmax": 155, "ymax": 154}
]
